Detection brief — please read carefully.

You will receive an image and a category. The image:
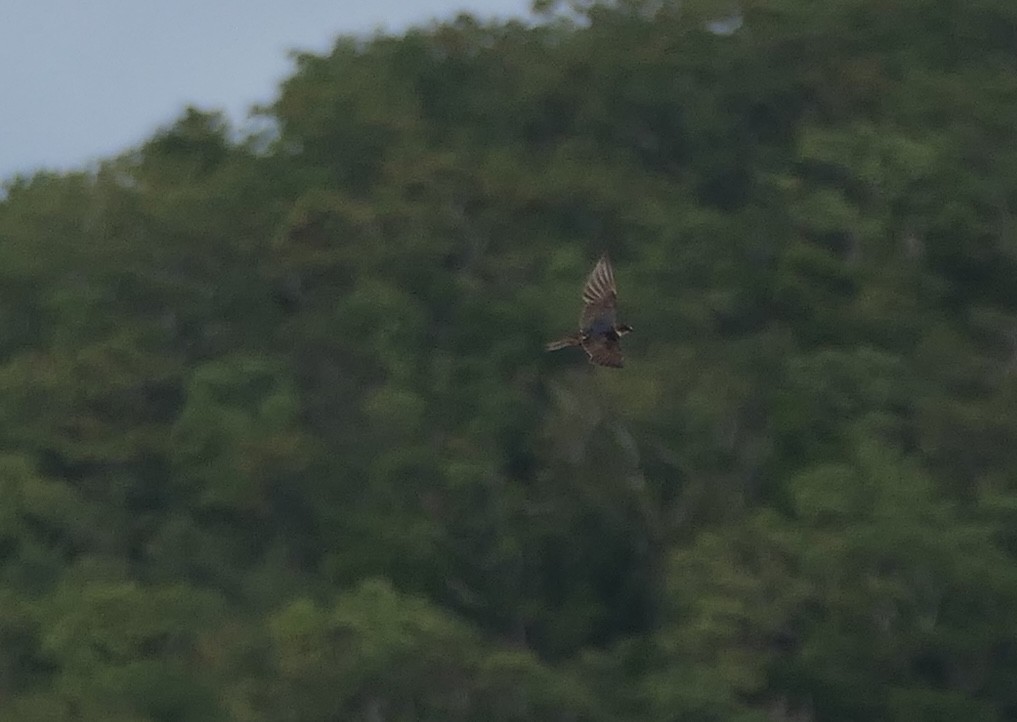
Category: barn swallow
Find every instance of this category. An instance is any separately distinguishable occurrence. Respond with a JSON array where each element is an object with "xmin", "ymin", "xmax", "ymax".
[{"xmin": 546, "ymin": 253, "xmax": 633, "ymax": 368}]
